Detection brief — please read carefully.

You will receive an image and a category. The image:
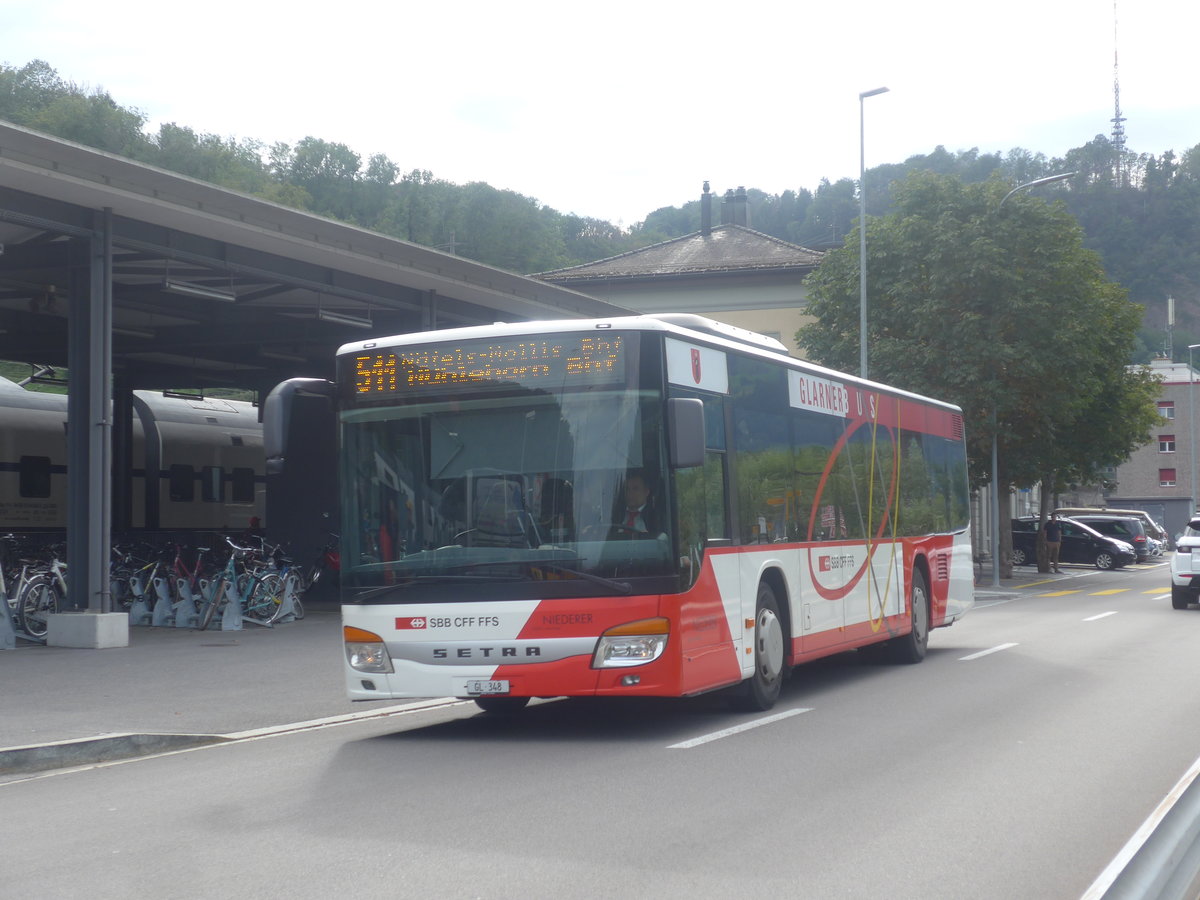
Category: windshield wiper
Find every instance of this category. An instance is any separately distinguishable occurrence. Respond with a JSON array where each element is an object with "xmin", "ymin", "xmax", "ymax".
[
  {"xmin": 441, "ymin": 557, "xmax": 633, "ymax": 595},
  {"xmin": 352, "ymin": 573, "xmax": 519, "ymax": 602},
  {"xmin": 532, "ymin": 561, "xmax": 633, "ymax": 595},
  {"xmin": 352, "ymin": 558, "xmax": 633, "ymax": 599}
]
